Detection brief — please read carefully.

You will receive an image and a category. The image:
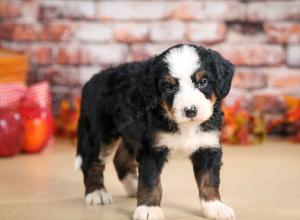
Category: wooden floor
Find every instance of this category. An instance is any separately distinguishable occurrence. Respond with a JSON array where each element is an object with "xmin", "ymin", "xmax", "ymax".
[{"xmin": 0, "ymin": 138, "xmax": 300, "ymax": 220}]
